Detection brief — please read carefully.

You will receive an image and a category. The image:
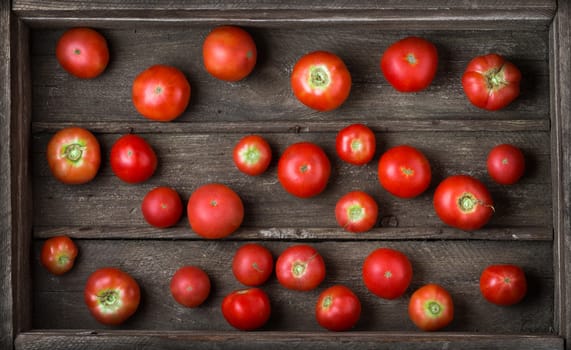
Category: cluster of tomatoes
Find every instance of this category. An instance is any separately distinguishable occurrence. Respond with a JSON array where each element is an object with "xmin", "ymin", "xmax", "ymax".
[{"xmin": 42, "ymin": 26, "xmax": 527, "ymax": 331}]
